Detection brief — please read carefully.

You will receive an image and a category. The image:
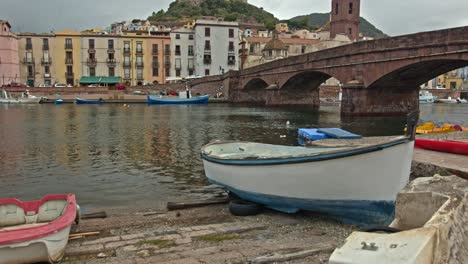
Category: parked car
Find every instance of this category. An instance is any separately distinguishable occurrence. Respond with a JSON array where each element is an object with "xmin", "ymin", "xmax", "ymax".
[
  {"xmin": 38, "ymin": 84, "xmax": 52, "ymax": 88},
  {"xmin": 3, "ymin": 82, "xmax": 27, "ymax": 88},
  {"xmin": 116, "ymin": 84, "xmax": 126, "ymax": 90},
  {"xmin": 142, "ymin": 82, "xmax": 152, "ymax": 86},
  {"xmin": 131, "ymin": 90, "xmax": 146, "ymax": 95},
  {"xmin": 54, "ymin": 83, "xmax": 67, "ymax": 88},
  {"xmin": 88, "ymin": 84, "xmax": 103, "ymax": 88}
]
